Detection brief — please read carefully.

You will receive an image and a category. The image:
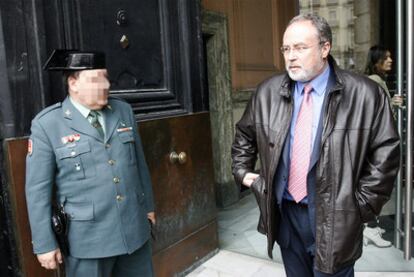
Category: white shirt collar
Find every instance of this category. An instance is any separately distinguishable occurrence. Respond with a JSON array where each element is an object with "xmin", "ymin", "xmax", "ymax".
[{"xmin": 69, "ymin": 96, "xmax": 102, "ymax": 118}]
